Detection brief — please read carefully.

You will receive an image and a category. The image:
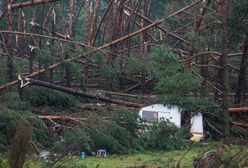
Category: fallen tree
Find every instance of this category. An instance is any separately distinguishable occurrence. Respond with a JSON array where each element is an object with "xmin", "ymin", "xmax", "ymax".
[
  {"xmin": 0, "ymin": 19, "xmax": 162, "ymax": 92},
  {"xmin": 229, "ymin": 107, "xmax": 248, "ymax": 113},
  {"xmin": 22, "ymin": 78, "xmax": 248, "ymax": 111},
  {"xmin": 0, "ymin": 1, "xmax": 201, "ymax": 92},
  {"xmin": 232, "ymin": 121, "xmax": 248, "ymax": 128},
  {"xmin": 10, "ymin": 0, "xmax": 58, "ymax": 10},
  {"xmin": 38, "ymin": 115, "xmax": 117, "ymax": 124},
  {"xmin": 27, "ymin": 79, "xmax": 143, "ymax": 108}
]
